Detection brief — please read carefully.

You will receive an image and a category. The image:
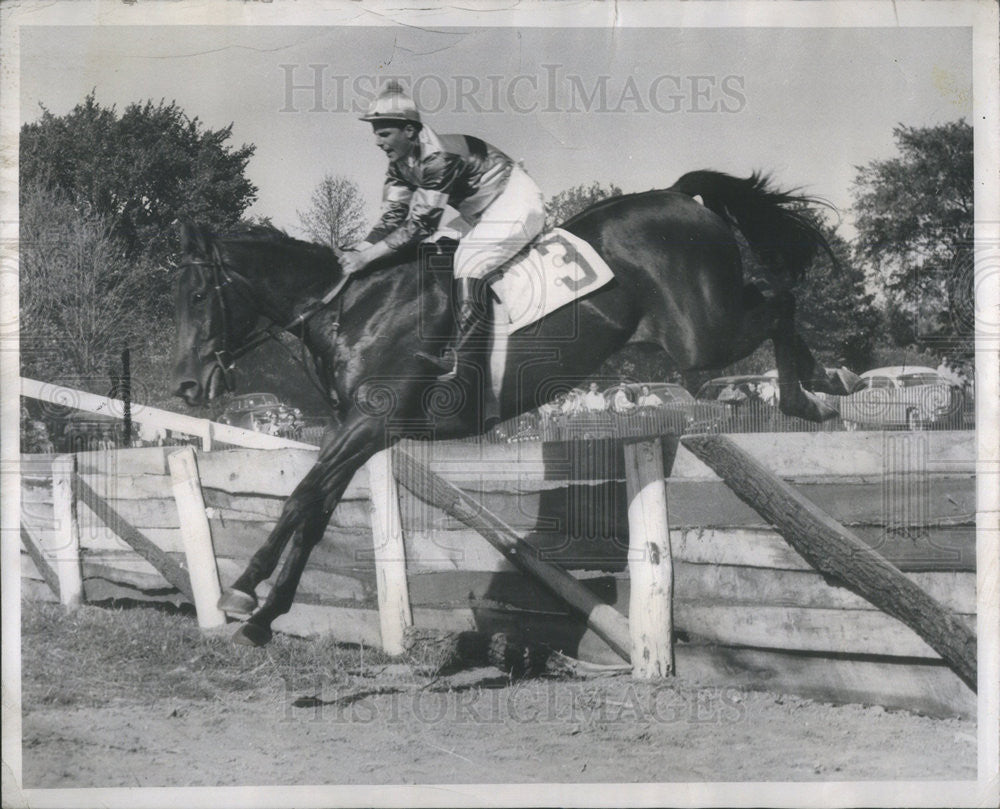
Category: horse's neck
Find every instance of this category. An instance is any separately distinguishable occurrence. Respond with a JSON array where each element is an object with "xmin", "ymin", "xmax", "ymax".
[
  {"xmin": 309, "ymin": 263, "xmax": 450, "ymax": 350},
  {"xmin": 252, "ymin": 250, "xmax": 338, "ymax": 323}
]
